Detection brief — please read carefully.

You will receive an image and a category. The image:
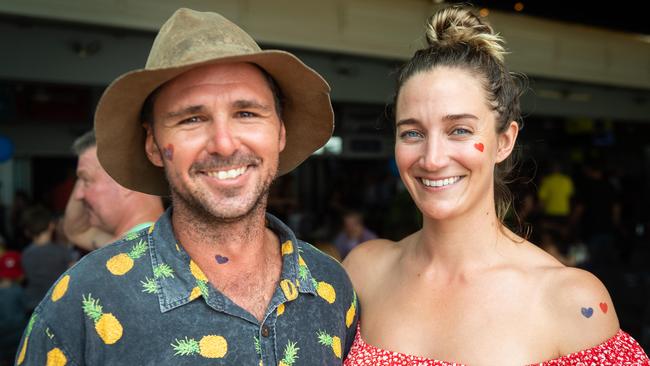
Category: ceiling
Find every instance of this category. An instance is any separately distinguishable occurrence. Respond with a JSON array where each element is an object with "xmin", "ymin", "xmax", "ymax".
[{"xmin": 450, "ymin": 1, "xmax": 649, "ymax": 36}]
